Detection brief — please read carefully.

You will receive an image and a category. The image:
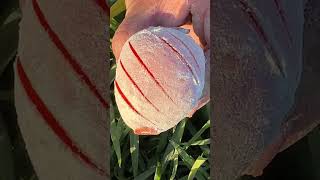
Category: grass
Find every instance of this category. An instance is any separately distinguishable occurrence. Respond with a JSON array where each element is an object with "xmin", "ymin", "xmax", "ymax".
[
  {"xmin": 0, "ymin": 1, "xmax": 38, "ymax": 180},
  {"xmin": 109, "ymin": 0, "xmax": 211, "ymax": 179}
]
